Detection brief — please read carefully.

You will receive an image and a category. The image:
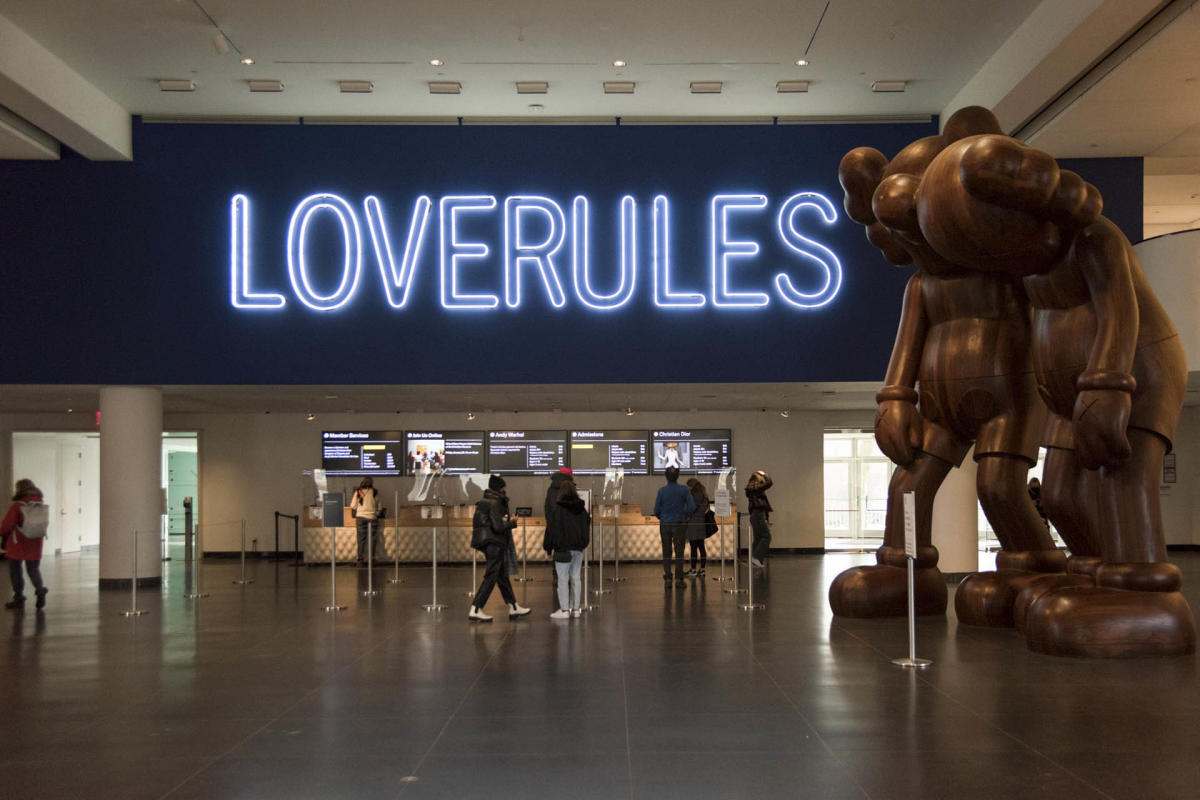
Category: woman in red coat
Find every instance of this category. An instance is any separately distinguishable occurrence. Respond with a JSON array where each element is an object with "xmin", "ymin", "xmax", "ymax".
[{"xmin": 1, "ymin": 479, "xmax": 47, "ymax": 610}]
